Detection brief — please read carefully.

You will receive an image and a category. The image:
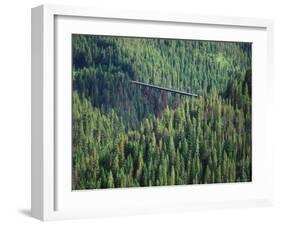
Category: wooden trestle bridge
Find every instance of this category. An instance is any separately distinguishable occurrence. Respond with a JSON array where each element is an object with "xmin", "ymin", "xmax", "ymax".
[{"xmin": 130, "ymin": 80, "xmax": 201, "ymax": 98}]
